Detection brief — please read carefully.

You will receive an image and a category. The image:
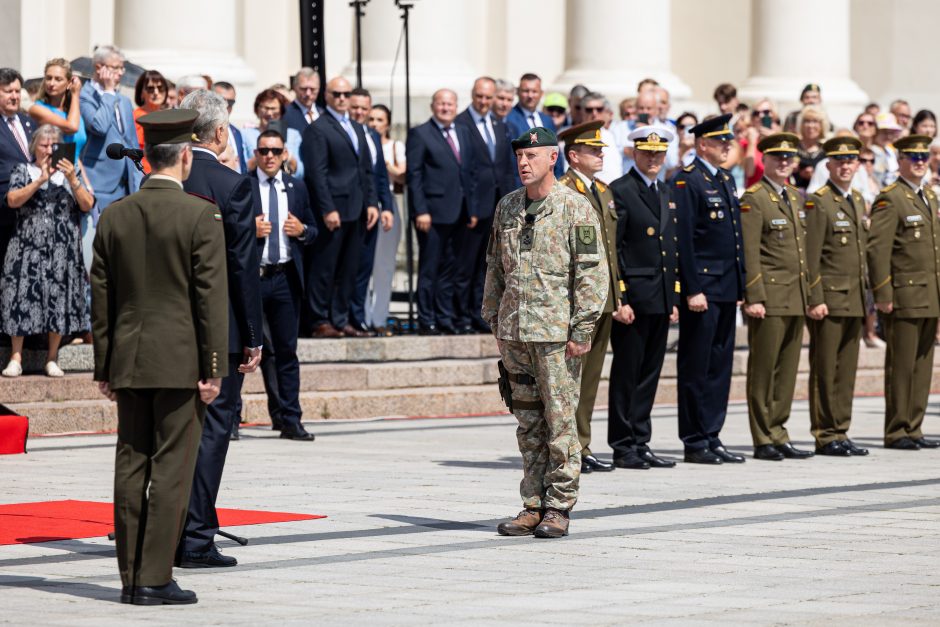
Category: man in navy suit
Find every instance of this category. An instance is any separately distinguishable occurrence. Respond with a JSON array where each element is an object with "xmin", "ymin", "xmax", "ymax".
[
  {"xmin": 348, "ymin": 87, "xmax": 395, "ymax": 334},
  {"xmin": 301, "ymin": 76, "xmax": 379, "ymax": 338},
  {"xmin": 0, "ymin": 68, "xmax": 33, "ymax": 266},
  {"xmin": 284, "ymin": 67, "xmax": 324, "ymax": 135},
  {"xmin": 177, "ymin": 90, "xmax": 263, "ymax": 568},
  {"xmin": 504, "ymin": 73, "xmax": 564, "ymax": 183},
  {"xmin": 212, "ymin": 82, "xmax": 247, "ymax": 174},
  {"xmin": 406, "ymin": 88, "xmax": 477, "ymax": 334},
  {"xmin": 454, "ymin": 77, "xmax": 514, "ymax": 333},
  {"xmin": 250, "ymin": 129, "xmax": 316, "ymax": 440}
]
